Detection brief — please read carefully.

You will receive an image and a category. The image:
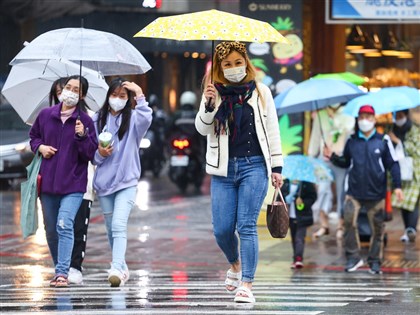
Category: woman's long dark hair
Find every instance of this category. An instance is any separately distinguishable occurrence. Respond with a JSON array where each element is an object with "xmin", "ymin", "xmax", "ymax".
[
  {"xmin": 65, "ymin": 75, "xmax": 89, "ymax": 112},
  {"xmin": 49, "ymin": 77, "xmax": 67, "ymax": 106},
  {"xmin": 97, "ymin": 77, "xmax": 133, "ymax": 140}
]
